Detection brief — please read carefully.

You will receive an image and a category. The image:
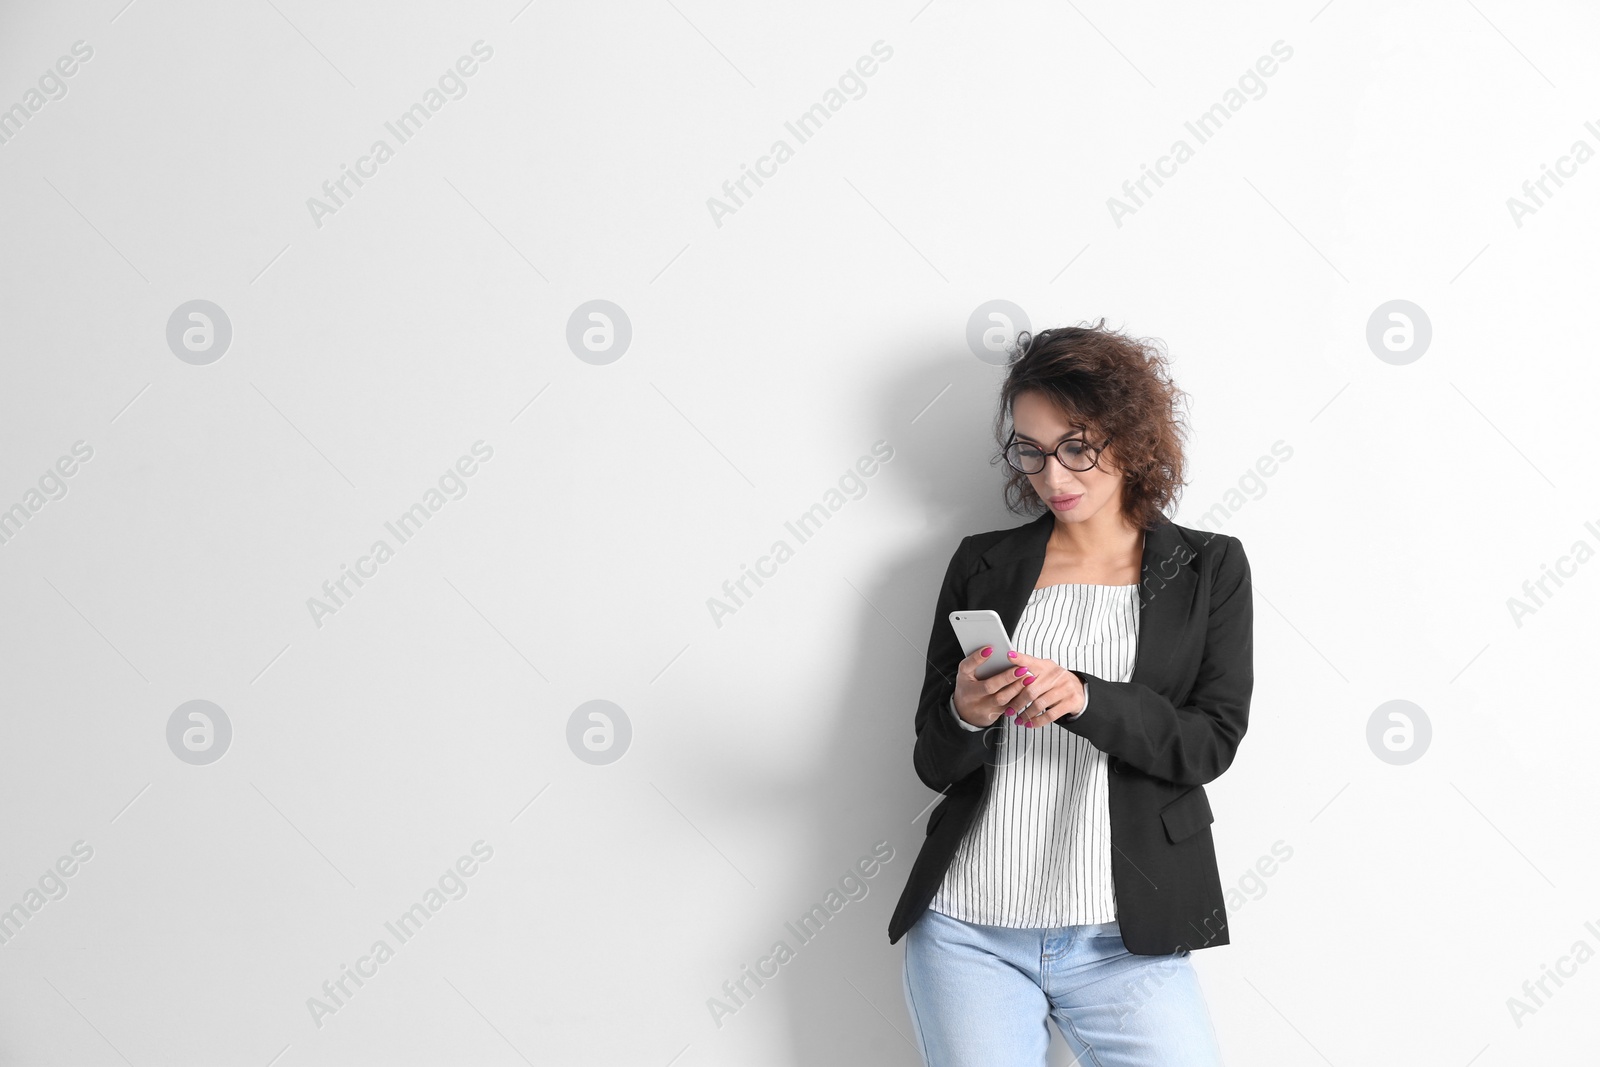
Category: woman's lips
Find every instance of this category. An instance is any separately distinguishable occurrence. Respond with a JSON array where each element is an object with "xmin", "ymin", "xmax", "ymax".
[{"xmin": 1050, "ymin": 494, "xmax": 1083, "ymax": 510}]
